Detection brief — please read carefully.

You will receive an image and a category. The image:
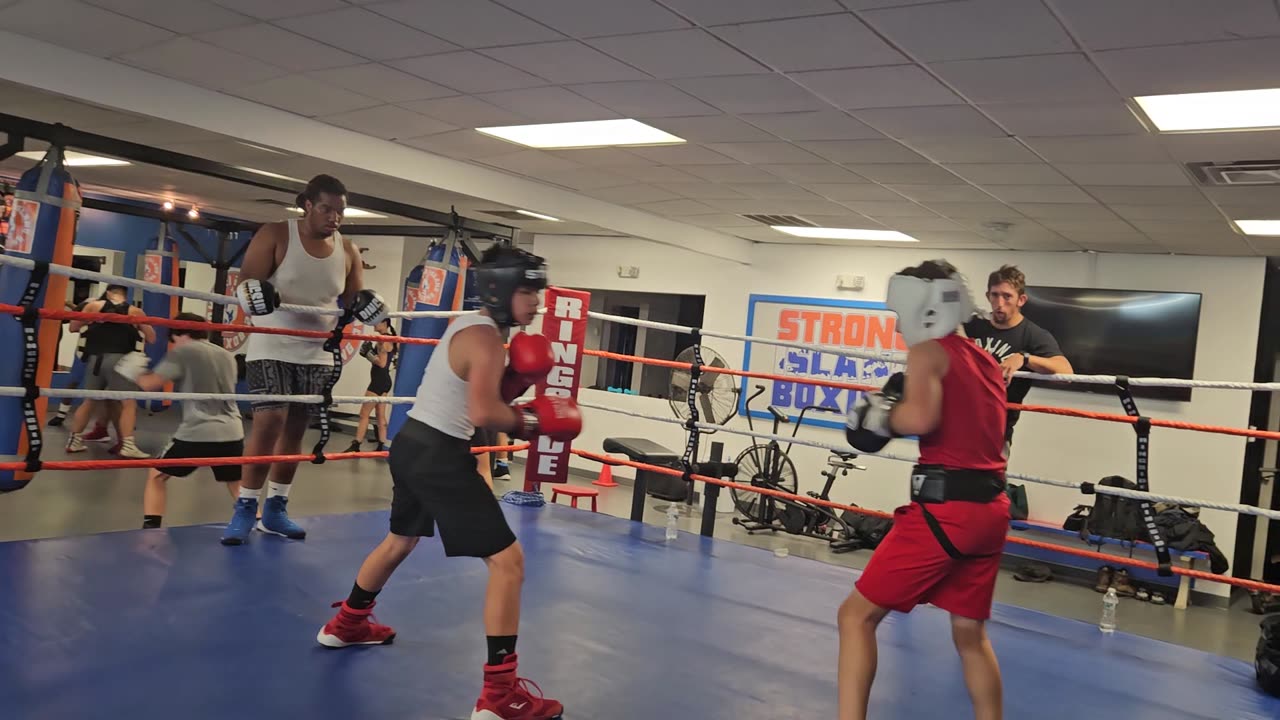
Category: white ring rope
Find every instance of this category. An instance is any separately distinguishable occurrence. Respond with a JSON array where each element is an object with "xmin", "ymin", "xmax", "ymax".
[
  {"xmin": 7, "ymin": 254, "xmax": 1280, "ymax": 392},
  {"xmin": 0, "ymin": 386, "xmax": 415, "ymax": 406},
  {"xmin": 576, "ymin": 399, "xmax": 1280, "ymax": 523}
]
